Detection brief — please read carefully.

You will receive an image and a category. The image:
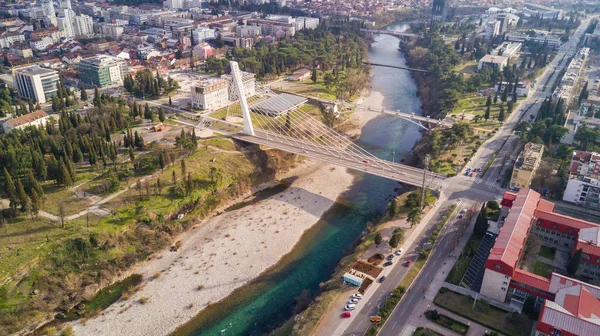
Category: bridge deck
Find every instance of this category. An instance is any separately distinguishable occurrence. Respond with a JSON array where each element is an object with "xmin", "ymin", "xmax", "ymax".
[
  {"xmin": 206, "ymin": 118, "xmax": 446, "ymax": 189},
  {"xmin": 354, "ymin": 106, "xmax": 453, "ymax": 126}
]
